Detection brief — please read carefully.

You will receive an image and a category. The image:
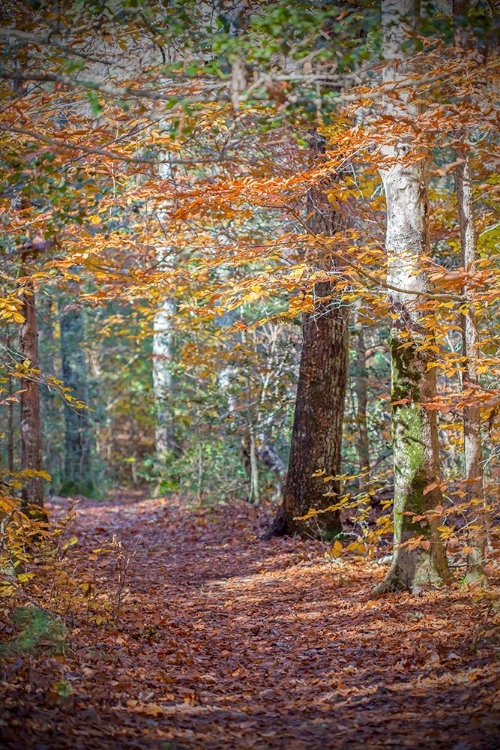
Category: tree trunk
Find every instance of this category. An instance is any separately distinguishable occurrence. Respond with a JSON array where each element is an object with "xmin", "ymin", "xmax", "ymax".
[
  {"xmin": 374, "ymin": 0, "xmax": 451, "ymax": 593},
  {"xmin": 153, "ymin": 296, "xmax": 179, "ymax": 457},
  {"xmin": 456, "ymin": 149, "xmax": 486, "ymax": 580},
  {"xmin": 354, "ymin": 302, "xmax": 370, "ymax": 493},
  {"xmin": 248, "ymin": 424, "xmax": 260, "ymax": 505},
  {"xmin": 59, "ymin": 300, "xmax": 94, "ymax": 497},
  {"xmin": 19, "ymin": 257, "xmax": 44, "ymax": 513},
  {"xmin": 265, "ymin": 144, "xmax": 349, "ymax": 539},
  {"xmin": 153, "ymin": 148, "xmax": 181, "ymax": 461},
  {"xmin": 452, "ymin": 0, "xmax": 486, "ymax": 583}
]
